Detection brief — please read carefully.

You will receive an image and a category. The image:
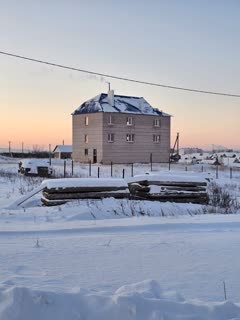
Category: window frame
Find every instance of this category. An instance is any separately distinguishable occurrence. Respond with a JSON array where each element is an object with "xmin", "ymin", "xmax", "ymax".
[
  {"xmin": 126, "ymin": 116, "xmax": 133, "ymax": 126},
  {"xmin": 154, "ymin": 118, "xmax": 161, "ymax": 127},
  {"xmin": 126, "ymin": 133, "xmax": 135, "ymax": 142},
  {"xmin": 153, "ymin": 134, "xmax": 161, "ymax": 143},
  {"xmin": 84, "ymin": 134, "xmax": 89, "ymax": 143},
  {"xmin": 107, "ymin": 133, "xmax": 115, "ymax": 143},
  {"xmin": 85, "ymin": 116, "xmax": 89, "ymax": 126},
  {"xmin": 108, "ymin": 114, "xmax": 113, "ymax": 125},
  {"xmin": 84, "ymin": 148, "xmax": 88, "ymax": 156}
]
